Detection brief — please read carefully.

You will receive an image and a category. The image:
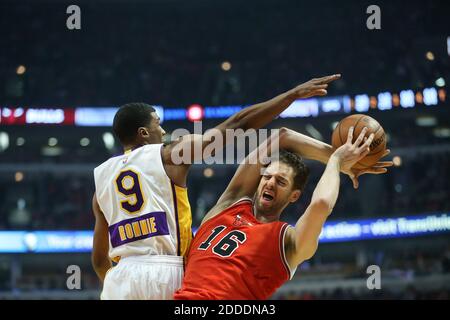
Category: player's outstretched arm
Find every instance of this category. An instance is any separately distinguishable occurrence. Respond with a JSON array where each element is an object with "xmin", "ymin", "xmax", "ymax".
[
  {"xmin": 212, "ymin": 74, "xmax": 341, "ymax": 132},
  {"xmin": 162, "ymin": 74, "xmax": 341, "ymax": 167},
  {"xmin": 91, "ymin": 193, "xmax": 112, "ymax": 282},
  {"xmin": 284, "ymin": 127, "xmax": 374, "ymax": 268}
]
